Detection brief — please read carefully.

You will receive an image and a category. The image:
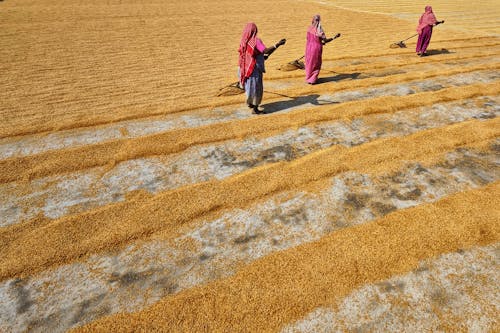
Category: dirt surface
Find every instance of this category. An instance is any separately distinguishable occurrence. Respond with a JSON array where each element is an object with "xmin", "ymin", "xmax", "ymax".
[{"xmin": 0, "ymin": 0, "xmax": 499, "ymax": 332}]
